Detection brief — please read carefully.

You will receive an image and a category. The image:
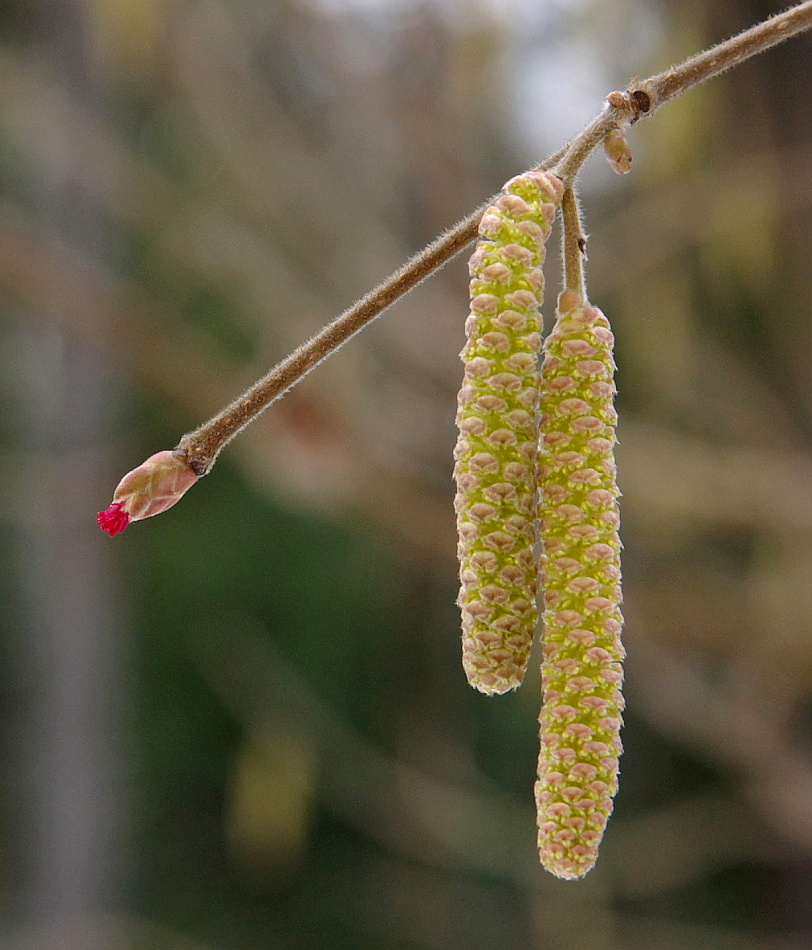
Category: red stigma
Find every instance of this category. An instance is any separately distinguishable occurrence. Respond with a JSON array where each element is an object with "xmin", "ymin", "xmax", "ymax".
[{"xmin": 97, "ymin": 502, "xmax": 130, "ymax": 536}]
